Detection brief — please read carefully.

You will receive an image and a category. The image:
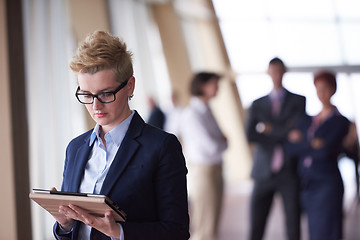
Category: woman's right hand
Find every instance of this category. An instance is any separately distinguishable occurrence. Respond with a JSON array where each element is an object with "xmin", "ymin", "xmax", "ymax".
[
  {"xmin": 311, "ymin": 138, "xmax": 325, "ymax": 149},
  {"xmin": 288, "ymin": 129, "xmax": 303, "ymax": 143},
  {"xmin": 50, "ymin": 187, "xmax": 74, "ymax": 232}
]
